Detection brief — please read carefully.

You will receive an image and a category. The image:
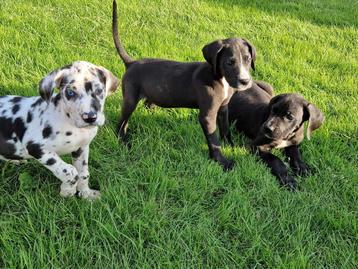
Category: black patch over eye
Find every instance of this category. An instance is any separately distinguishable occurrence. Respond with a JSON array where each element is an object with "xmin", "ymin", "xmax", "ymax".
[{"xmin": 226, "ymin": 59, "xmax": 236, "ymax": 66}]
